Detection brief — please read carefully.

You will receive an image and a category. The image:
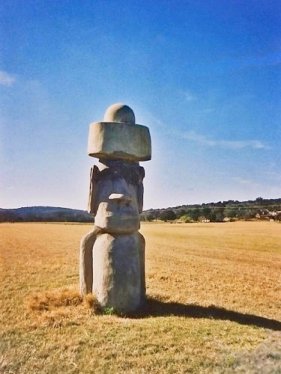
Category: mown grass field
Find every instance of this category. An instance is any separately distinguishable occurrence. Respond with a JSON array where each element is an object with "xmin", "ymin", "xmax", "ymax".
[{"xmin": 1, "ymin": 221, "xmax": 280, "ymax": 373}]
